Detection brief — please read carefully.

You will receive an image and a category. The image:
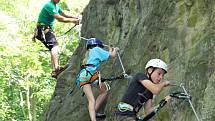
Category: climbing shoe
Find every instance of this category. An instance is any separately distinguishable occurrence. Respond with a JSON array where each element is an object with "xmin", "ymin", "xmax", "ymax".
[
  {"xmin": 96, "ymin": 113, "xmax": 106, "ymax": 119},
  {"xmin": 51, "ymin": 64, "xmax": 69, "ymax": 78}
]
